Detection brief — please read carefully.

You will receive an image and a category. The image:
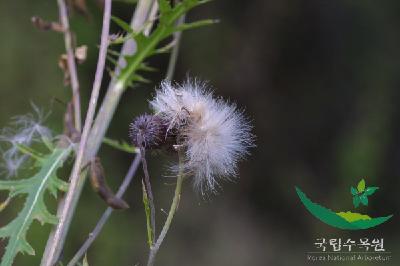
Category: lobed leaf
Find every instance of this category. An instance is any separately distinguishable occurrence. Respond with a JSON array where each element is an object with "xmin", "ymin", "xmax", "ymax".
[{"xmin": 0, "ymin": 145, "xmax": 73, "ymax": 266}]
